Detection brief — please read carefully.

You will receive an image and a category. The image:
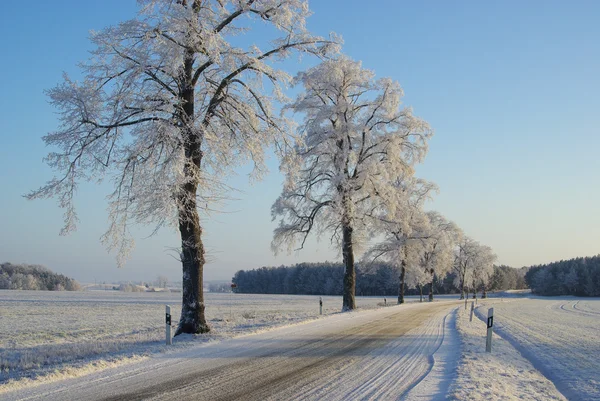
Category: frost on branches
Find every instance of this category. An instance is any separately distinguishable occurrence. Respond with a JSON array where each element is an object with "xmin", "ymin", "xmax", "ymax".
[
  {"xmin": 27, "ymin": 0, "xmax": 340, "ymax": 335},
  {"xmin": 271, "ymin": 57, "xmax": 432, "ymax": 311},
  {"xmin": 454, "ymin": 237, "xmax": 497, "ymax": 299},
  {"xmin": 410, "ymin": 212, "xmax": 461, "ymax": 302},
  {"xmin": 362, "ymin": 176, "xmax": 436, "ymax": 304}
]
